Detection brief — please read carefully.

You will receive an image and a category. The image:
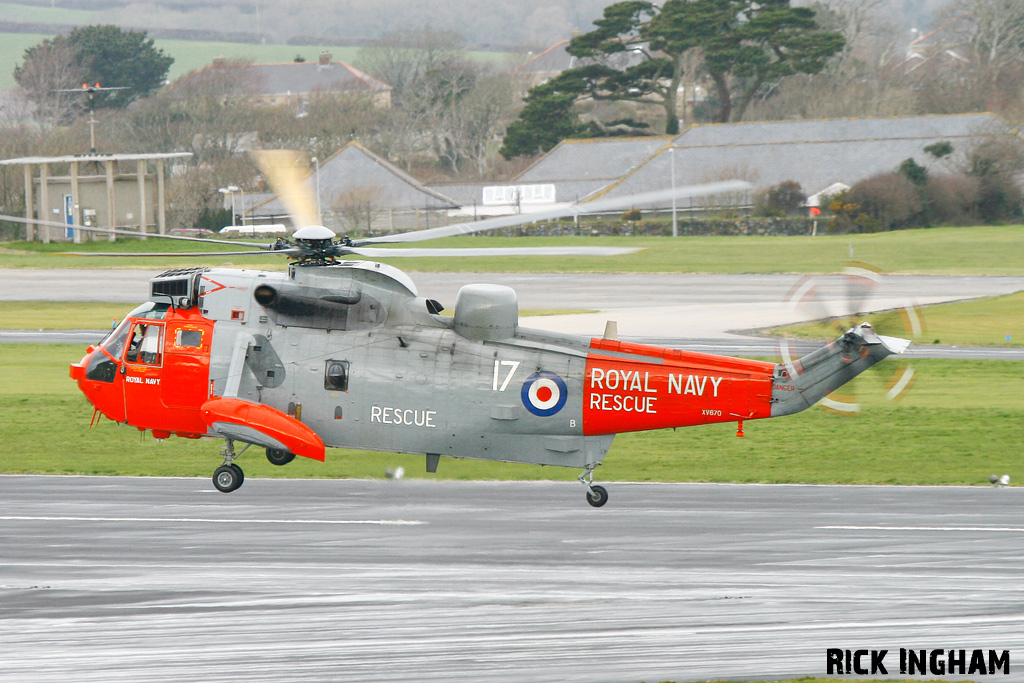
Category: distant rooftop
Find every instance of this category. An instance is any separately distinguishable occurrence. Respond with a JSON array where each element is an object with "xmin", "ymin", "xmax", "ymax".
[
  {"xmin": 251, "ymin": 142, "xmax": 457, "ymax": 219},
  {"xmin": 591, "ymin": 113, "xmax": 1017, "ymax": 202},
  {"xmin": 189, "ymin": 53, "xmax": 391, "ymax": 97}
]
